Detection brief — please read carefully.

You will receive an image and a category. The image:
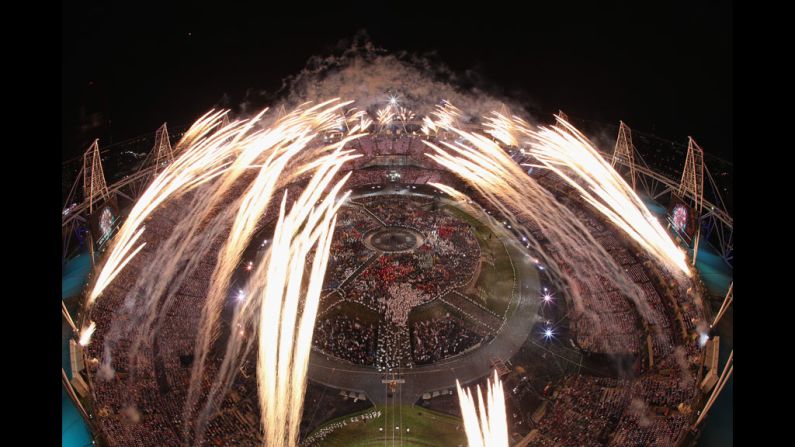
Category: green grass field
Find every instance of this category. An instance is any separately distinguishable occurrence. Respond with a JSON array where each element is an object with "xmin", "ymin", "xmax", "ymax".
[
  {"xmin": 306, "ymin": 405, "xmax": 466, "ymax": 447},
  {"xmin": 442, "ymin": 204, "xmax": 516, "ymax": 316}
]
